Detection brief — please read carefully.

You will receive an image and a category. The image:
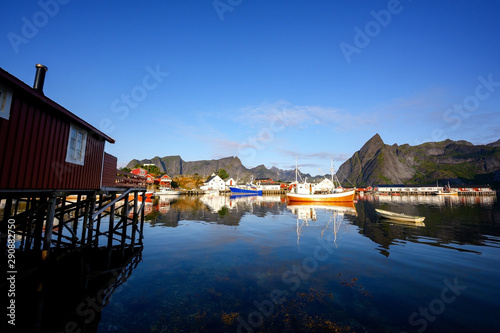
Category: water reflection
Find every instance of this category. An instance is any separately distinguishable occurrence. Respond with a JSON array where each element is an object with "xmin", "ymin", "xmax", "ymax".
[
  {"xmin": 355, "ymin": 194, "xmax": 499, "ymax": 257},
  {"xmin": 370, "ymin": 192, "xmax": 496, "ymax": 207},
  {"xmin": 11, "ymin": 193, "xmax": 497, "ymax": 332},
  {"xmin": 287, "ymin": 202, "xmax": 357, "ymax": 249},
  {"xmin": 146, "ymin": 194, "xmax": 499, "ymax": 258},
  {"xmin": 12, "ymin": 246, "xmax": 143, "ymax": 333},
  {"xmin": 146, "ymin": 195, "xmax": 288, "ymax": 228}
]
